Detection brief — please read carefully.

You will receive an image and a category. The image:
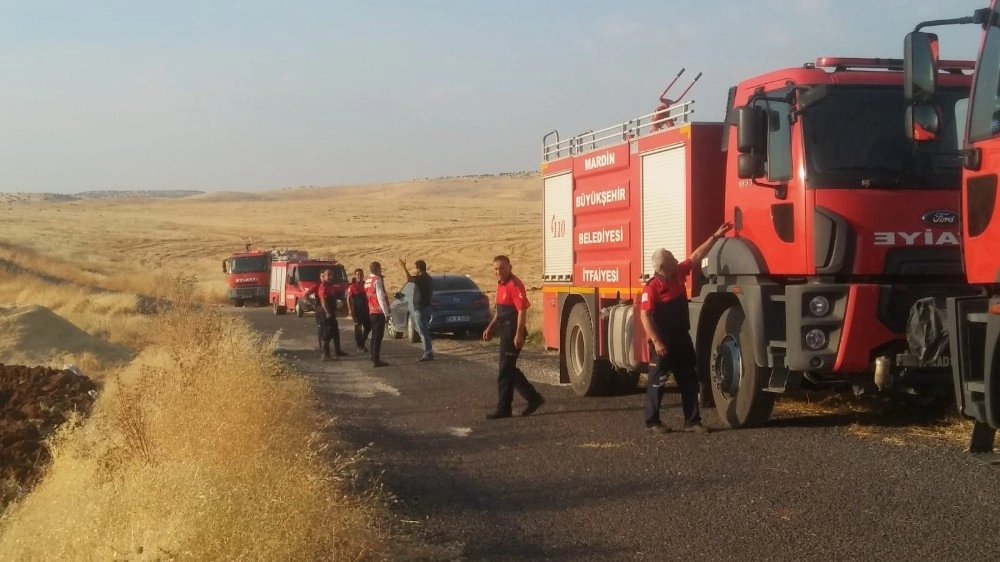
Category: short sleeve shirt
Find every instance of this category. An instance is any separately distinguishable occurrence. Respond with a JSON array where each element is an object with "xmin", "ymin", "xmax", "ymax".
[
  {"xmin": 640, "ymin": 259, "xmax": 692, "ymax": 333},
  {"xmin": 496, "ymin": 274, "xmax": 529, "ymax": 324}
]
